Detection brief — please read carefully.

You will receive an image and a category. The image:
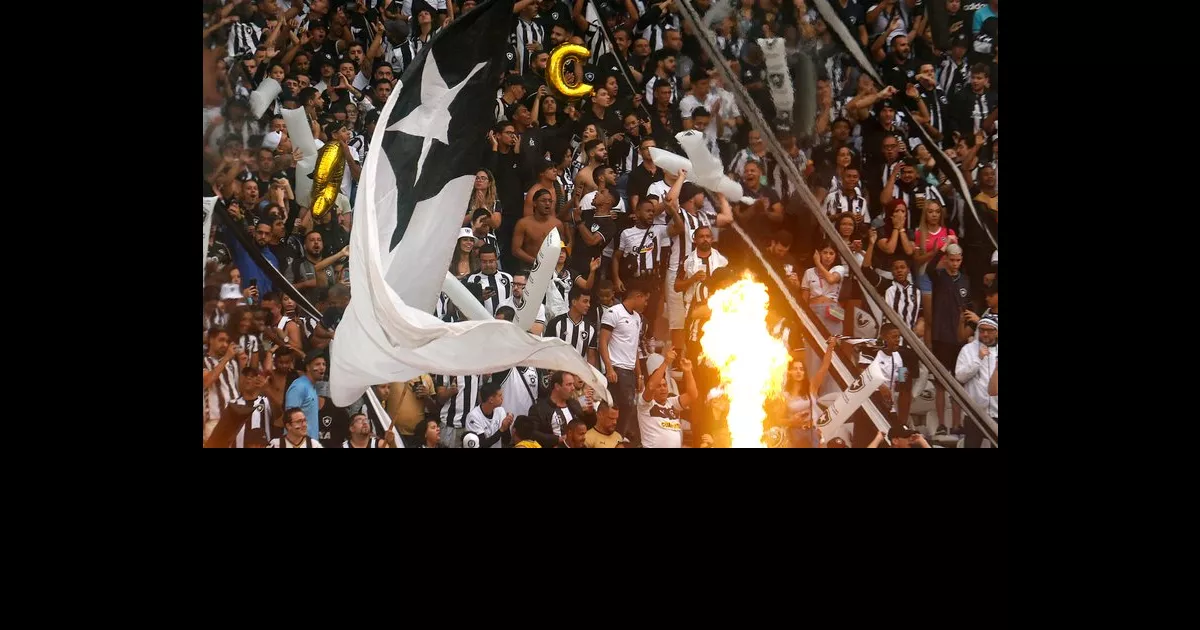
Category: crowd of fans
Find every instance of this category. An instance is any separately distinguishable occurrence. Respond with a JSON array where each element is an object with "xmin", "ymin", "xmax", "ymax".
[{"xmin": 203, "ymin": 0, "xmax": 997, "ymax": 448}]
